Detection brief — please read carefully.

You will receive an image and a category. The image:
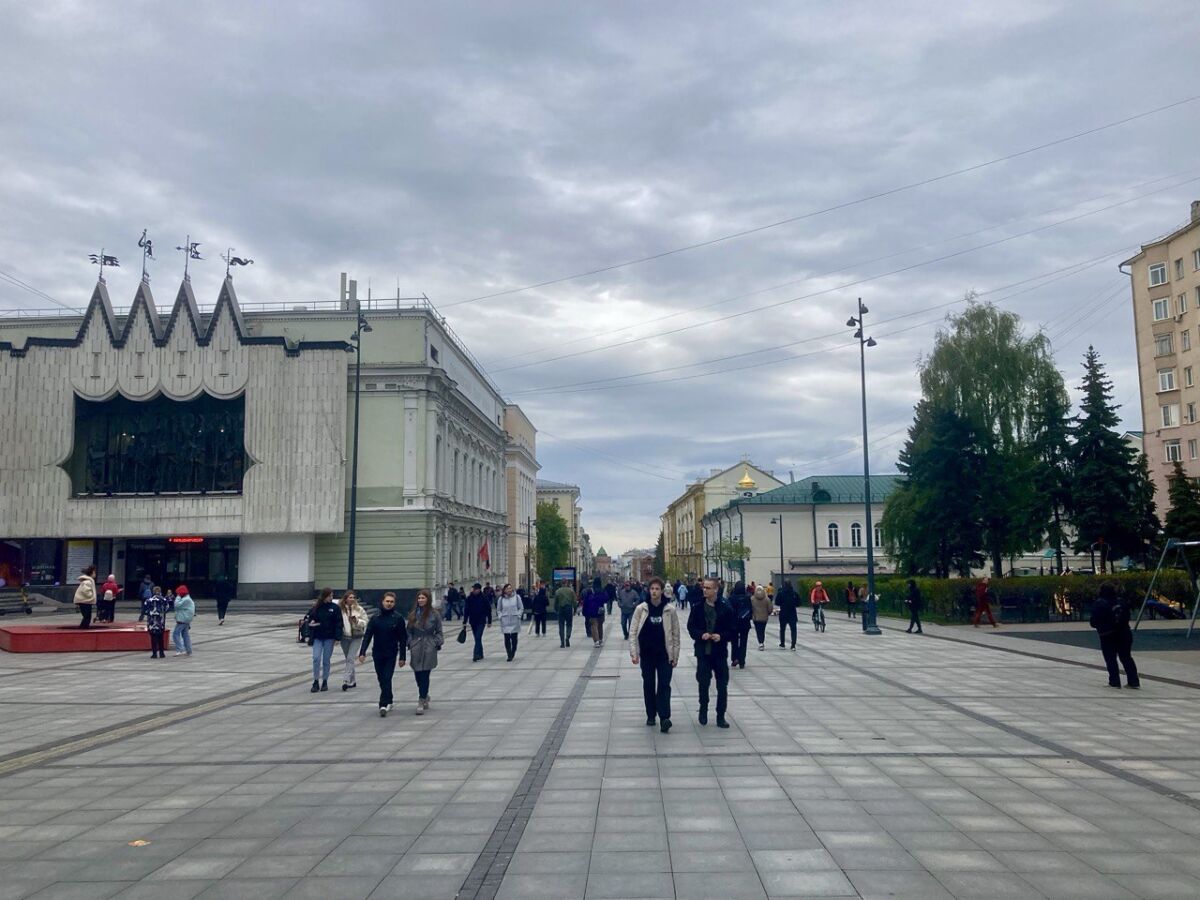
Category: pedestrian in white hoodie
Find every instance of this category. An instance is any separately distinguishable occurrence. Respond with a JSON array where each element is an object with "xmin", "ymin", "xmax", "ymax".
[{"xmin": 498, "ymin": 584, "xmax": 524, "ymax": 662}]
